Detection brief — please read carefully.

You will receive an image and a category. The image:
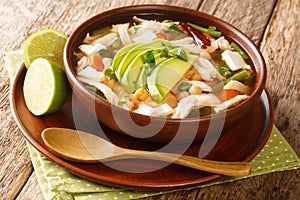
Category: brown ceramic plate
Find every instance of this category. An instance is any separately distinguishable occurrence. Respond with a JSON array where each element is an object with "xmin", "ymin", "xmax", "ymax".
[{"xmin": 11, "ymin": 63, "xmax": 274, "ymax": 191}]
